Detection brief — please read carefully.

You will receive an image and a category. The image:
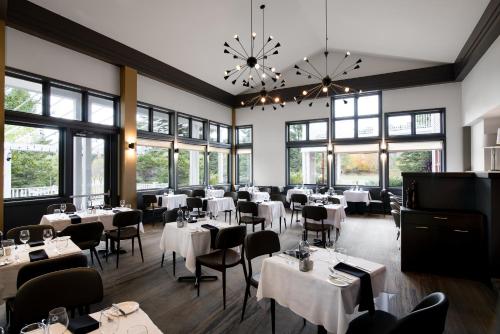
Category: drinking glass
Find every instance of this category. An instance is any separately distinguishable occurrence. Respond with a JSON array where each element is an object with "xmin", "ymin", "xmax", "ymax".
[
  {"xmin": 55, "ymin": 238, "xmax": 68, "ymax": 253},
  {"xmin": 2, "ymin": 239, "xmax": 14, "ymax": 259},
  {"xmin": 325, "ymin": 240, "xmax": 336, "ymax": 264},
  {"xmin": 127, "ymin": 325, "xmax": 148, "ymax": 334},
  {"xmin": 336, "ymin": 247, "xmax": 348, "ymax": 263},
  {"xmin": 19, "ymin": 230, "xmax": 30, "ymax": 250},
  {"xmin": 20, "ymin": 323, "xmax": 46, "ymax": 334},
  {"xmin": 100, "ymin": 308, "xmax": 120, "ymax": 334},
  {"xmin": 43, "ymin": 229, "xmax": 53, "ymax": 244},
  {"xmin": 120, "ymin": 200, "xmax": 126, "ymax": 208},
  {"xmin": 60, "ymin": 203, "xmax": 67, "ymax": 214},
  {"xmin": 47, "ymin": 307, "xmax": 69, "ymax": 334},
  {"xmin": 126, "ymin": 204, "xmax": 132, "ymax": 209}
]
